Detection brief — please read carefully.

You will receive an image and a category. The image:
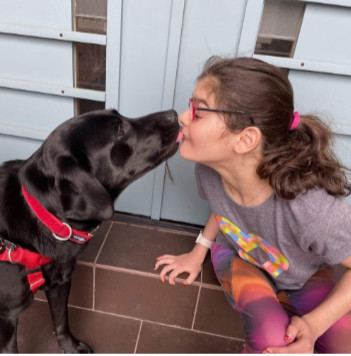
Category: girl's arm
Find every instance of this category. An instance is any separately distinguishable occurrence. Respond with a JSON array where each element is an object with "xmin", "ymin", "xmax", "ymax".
[
  {"xmin": 154, "ymin": 212, "xmax": 219, "ymax": 285},
  {"xmin": 264, "ymin": 255, "xmax": 351, "ymax": 354}
]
